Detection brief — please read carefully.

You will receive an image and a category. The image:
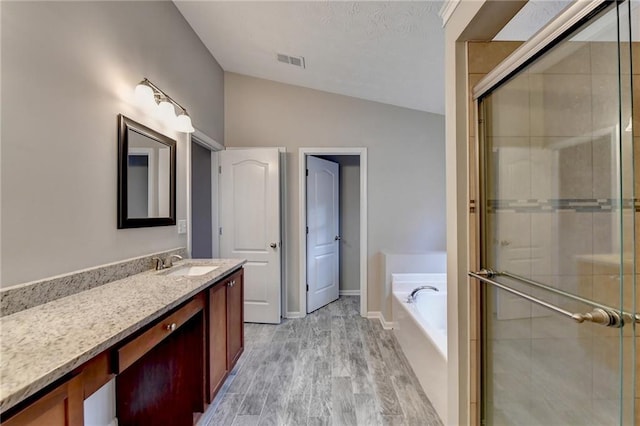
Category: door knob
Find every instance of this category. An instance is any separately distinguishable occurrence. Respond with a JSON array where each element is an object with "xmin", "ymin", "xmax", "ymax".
[
  {"xmin": 270, "ymin": 242, "xmax": 277, "ymax": 249},
  {"xmin": 335, "ymin": 236, "xmax": 341, "ymax": 241}
]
